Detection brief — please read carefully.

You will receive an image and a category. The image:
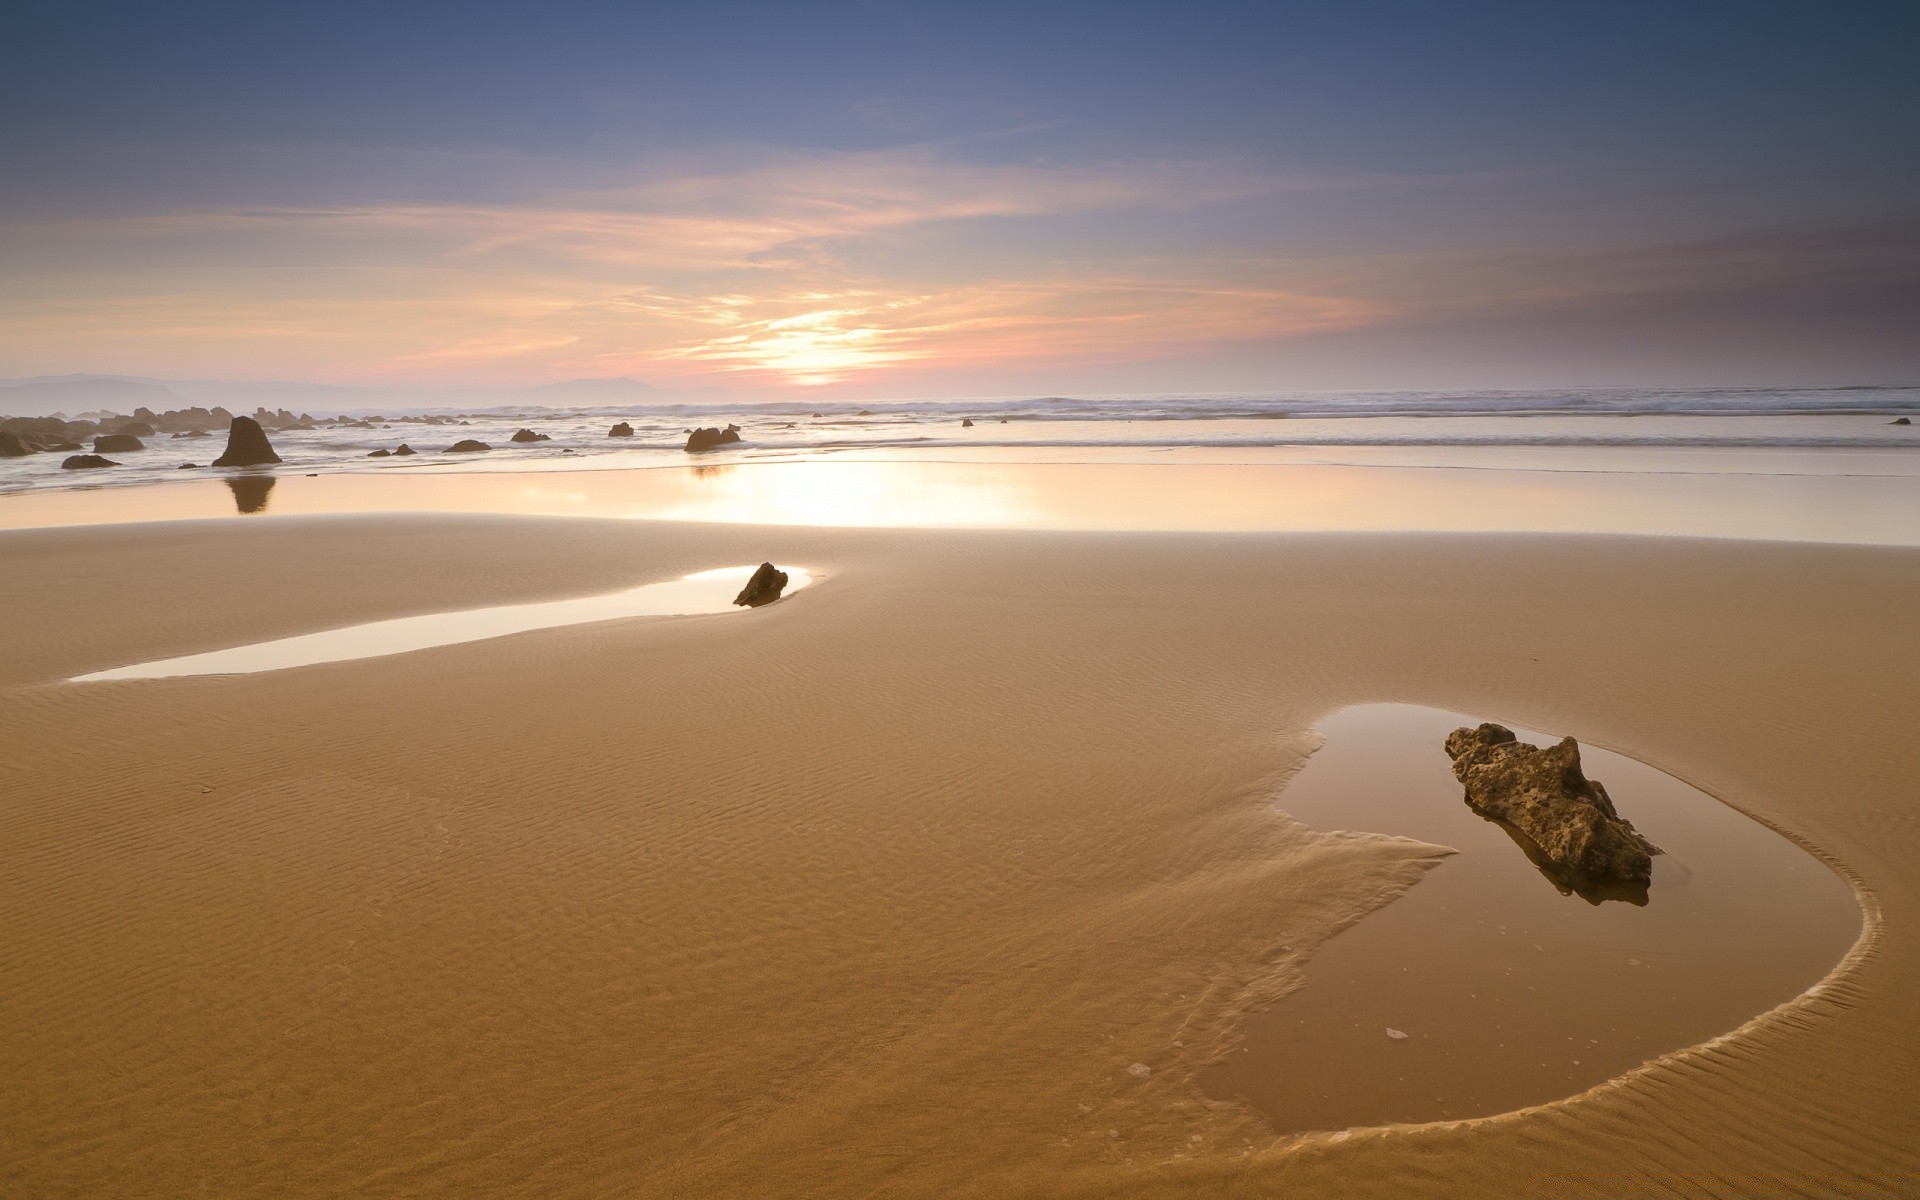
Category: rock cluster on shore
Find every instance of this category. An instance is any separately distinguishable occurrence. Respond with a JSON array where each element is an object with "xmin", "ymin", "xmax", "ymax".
[
  {"xmin": 212, "ymin": 416, "xmax": 283, "ymax": 467},
  {"xmin": 686, "ymin": 424, "xmax": 743, "ymax": 452},
  {"xmin": 733, "ymin": 562, "xmax": 790, "ymax": 607},
  {"xmin": 1444, "ymin": 723, "xmax": 1661, "ymax": 887}
]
